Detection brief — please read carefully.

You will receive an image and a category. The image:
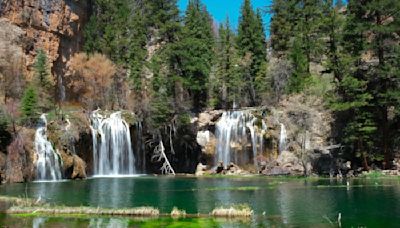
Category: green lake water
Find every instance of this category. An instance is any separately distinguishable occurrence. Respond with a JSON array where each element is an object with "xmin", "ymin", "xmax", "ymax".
[{"xmin": 0, "ymin": 176, "xmax": 399, "ymax": 227}]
